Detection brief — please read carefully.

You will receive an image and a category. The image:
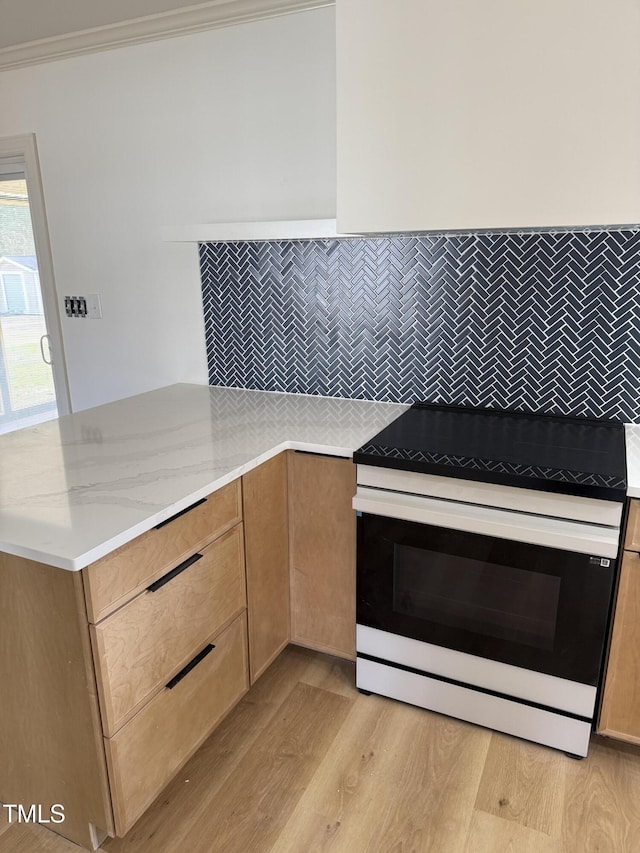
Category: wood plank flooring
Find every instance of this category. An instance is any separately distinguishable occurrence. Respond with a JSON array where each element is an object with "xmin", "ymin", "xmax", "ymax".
[{"xmin": 3, "ymin": 645, "xmax": 640, "ymax": 853}]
